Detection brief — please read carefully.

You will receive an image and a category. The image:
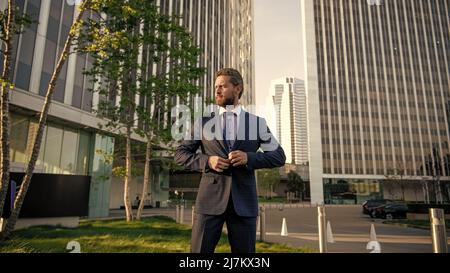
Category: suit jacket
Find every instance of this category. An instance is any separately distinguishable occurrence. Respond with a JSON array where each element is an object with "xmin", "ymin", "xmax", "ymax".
[{"xmin": 174, "ymin": 110, "xmax": 286, "ymax": 217}]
